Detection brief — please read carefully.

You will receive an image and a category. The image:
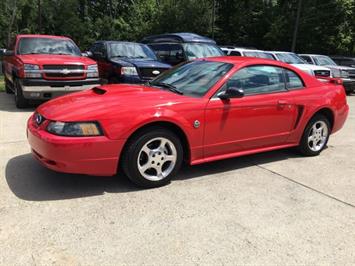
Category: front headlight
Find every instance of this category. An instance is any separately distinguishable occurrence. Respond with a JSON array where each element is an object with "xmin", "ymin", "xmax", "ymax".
[
  {"xmin": 47, "ymin": 121, "xmax": 102, "ymax": 136},
  {"xmin": 121, "ymin": 66, "xmax": 138, "ymax": 76},
  {"xmin": 332, "ymin": 69, "xmax": 341, "ymax": 78},
  {"xmin": 87, "ymin": 64, "xmax": 99, "ymax": 78},
  {"xmin": 24, "ymin": 64, "xmax": 41, "ymax": 78},
  {"xmin": 340, "ymin": 70, "xmax": 349, "ymax": 78}
]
